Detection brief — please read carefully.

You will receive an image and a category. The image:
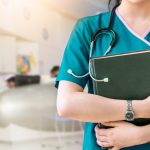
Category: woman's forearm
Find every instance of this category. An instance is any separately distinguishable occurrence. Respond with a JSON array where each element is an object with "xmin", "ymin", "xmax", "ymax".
[
  {"xmin": 57, "ymin": 81, "xmax": 146, "ymax": 123},
  {"xmin": 58, "ymin": 91, "xmax": 126, "ymax": 122},
  {"xmin": 140, "ymin": 125, "xmax": 150, "ymax": 143},
  {"xmin": 136, "ymin": 97, "xmax": 150, "ymax": 119},
  {"xmin": 61, "ymin": 92, "xmax": 145, "ymax": 122}
]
